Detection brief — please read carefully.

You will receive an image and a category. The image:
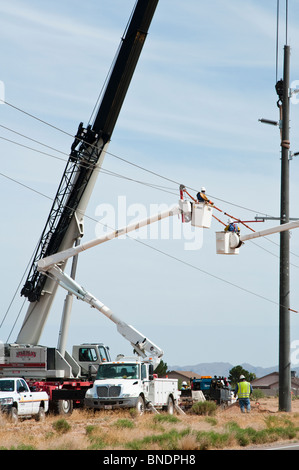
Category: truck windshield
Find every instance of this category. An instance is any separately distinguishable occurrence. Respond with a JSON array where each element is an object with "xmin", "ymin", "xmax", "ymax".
[
  {"xmin": 99, "ymin": 345, "xmax": 111, "ymax": 362},
  {"xmin": 96, "ymin": 363, "xmax": 139, "ymax": 380},
  {"xmin": 0, "ymin": 380, "xmax": 14, "ymax": 392}
]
